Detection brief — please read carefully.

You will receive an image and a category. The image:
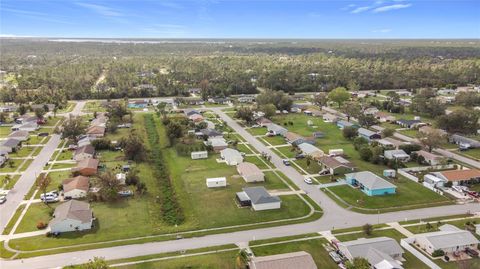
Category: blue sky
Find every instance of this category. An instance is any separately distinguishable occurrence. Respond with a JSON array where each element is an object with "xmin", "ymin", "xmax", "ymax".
[{"xmin": 1, "ymin": 0, "xmax": 479, "ymax": 38}]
